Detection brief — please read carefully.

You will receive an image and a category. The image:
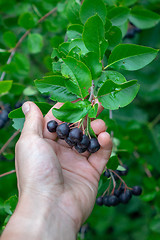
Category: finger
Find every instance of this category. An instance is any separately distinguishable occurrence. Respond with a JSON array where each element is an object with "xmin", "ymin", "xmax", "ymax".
[
  {"xmin": 21, "ymin": 102, "xmax": 43, "ymax": 137},
  {"xmin": 43, "ymin": 102, "xmax": 64, "ymax": 140},
  {"xmin": 88, "ymin": 132, "xmax": 112, "ymax": 175}
]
